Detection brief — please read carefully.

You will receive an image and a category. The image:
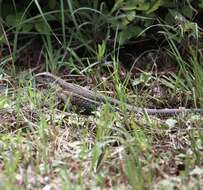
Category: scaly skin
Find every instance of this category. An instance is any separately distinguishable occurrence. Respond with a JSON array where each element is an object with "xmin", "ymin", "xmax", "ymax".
[{"xmin": 35, "ymin": 72, "xmax": 203, "ymax": 116}]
